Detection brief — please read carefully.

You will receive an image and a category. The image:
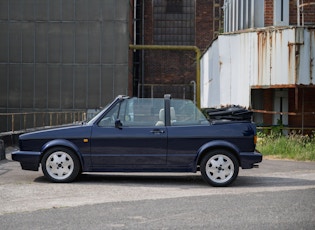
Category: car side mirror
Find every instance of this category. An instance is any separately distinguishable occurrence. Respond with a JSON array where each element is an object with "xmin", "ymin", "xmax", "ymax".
[{"xmin": 115, "ymin": 119, "xmax": 123, "ymax": 129}]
